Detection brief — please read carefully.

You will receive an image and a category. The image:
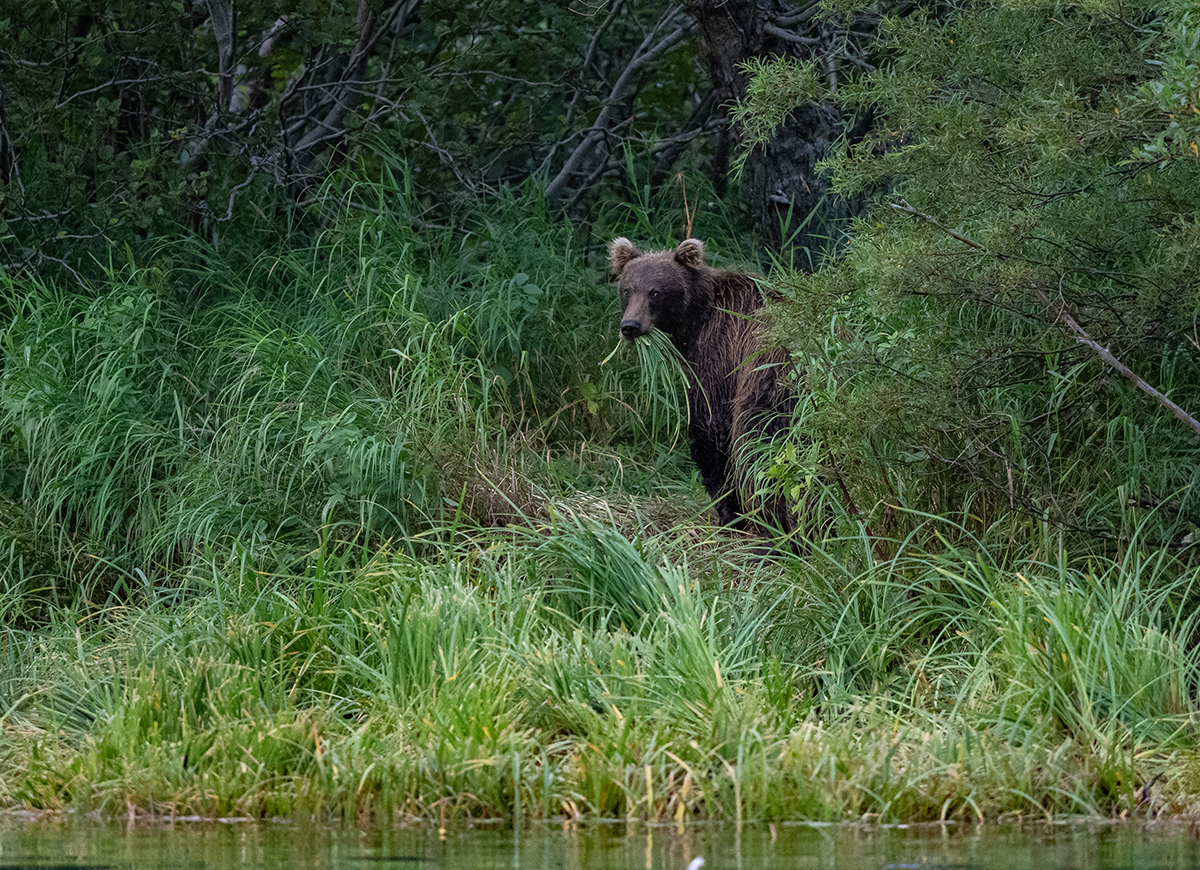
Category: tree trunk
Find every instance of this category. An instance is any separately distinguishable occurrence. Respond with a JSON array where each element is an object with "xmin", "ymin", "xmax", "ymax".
[{"xmin": 685, "ymin": 0, "xmax": 855, "ymax": 259}]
